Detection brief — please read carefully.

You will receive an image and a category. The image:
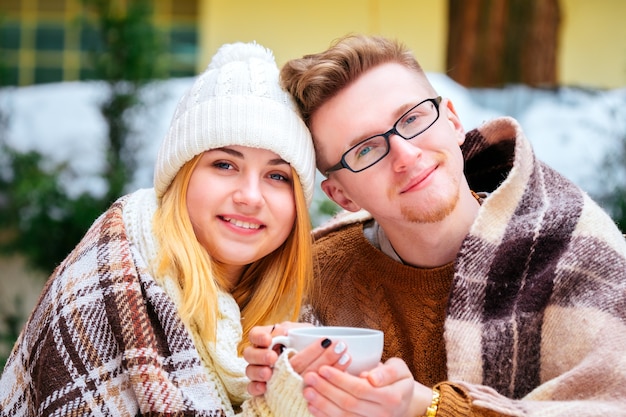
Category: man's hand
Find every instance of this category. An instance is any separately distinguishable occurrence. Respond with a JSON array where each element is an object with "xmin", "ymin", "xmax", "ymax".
[{"xmin": 302, "ymin": 358, "xmax": 433, "ymax": 417}]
